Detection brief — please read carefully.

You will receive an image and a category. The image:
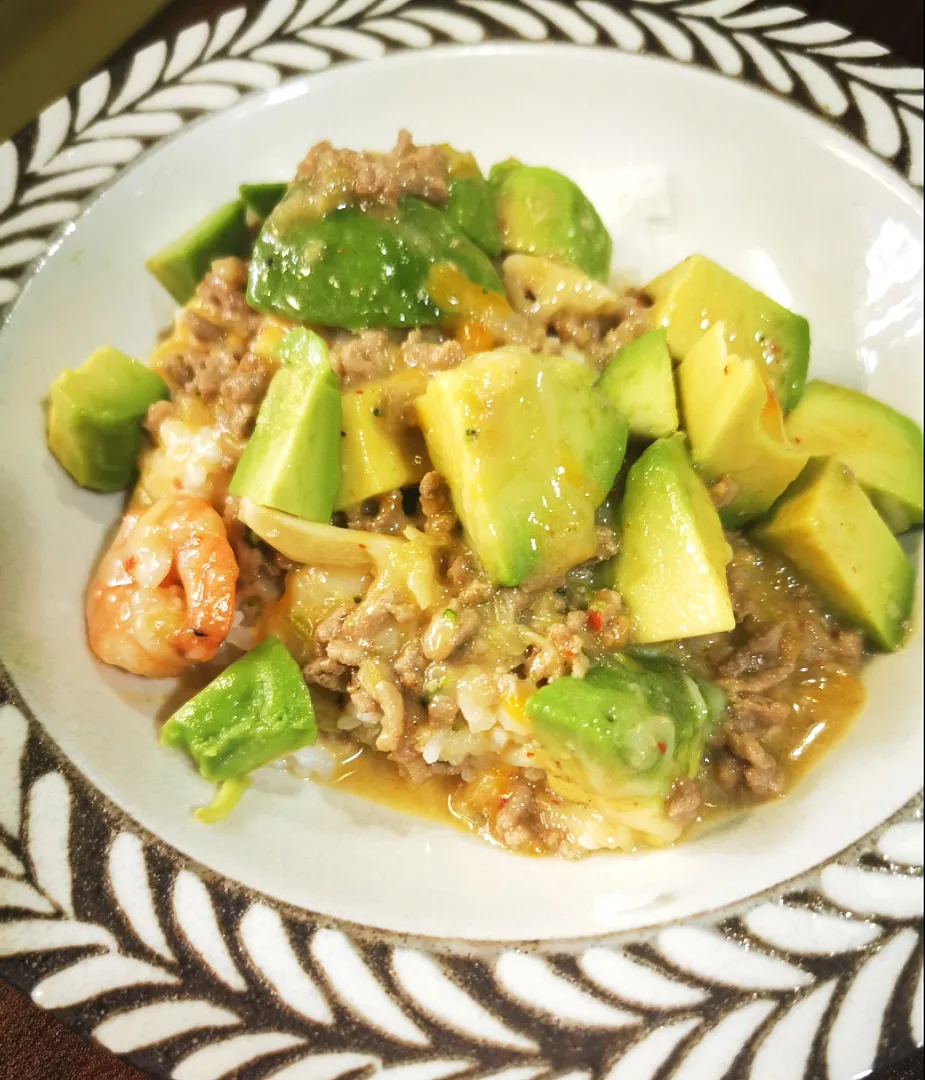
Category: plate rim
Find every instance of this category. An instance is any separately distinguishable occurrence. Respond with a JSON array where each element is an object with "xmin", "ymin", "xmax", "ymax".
[{"xmin": 0, "ymin": 2, "xmax": 923, "ymax": 1077}]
